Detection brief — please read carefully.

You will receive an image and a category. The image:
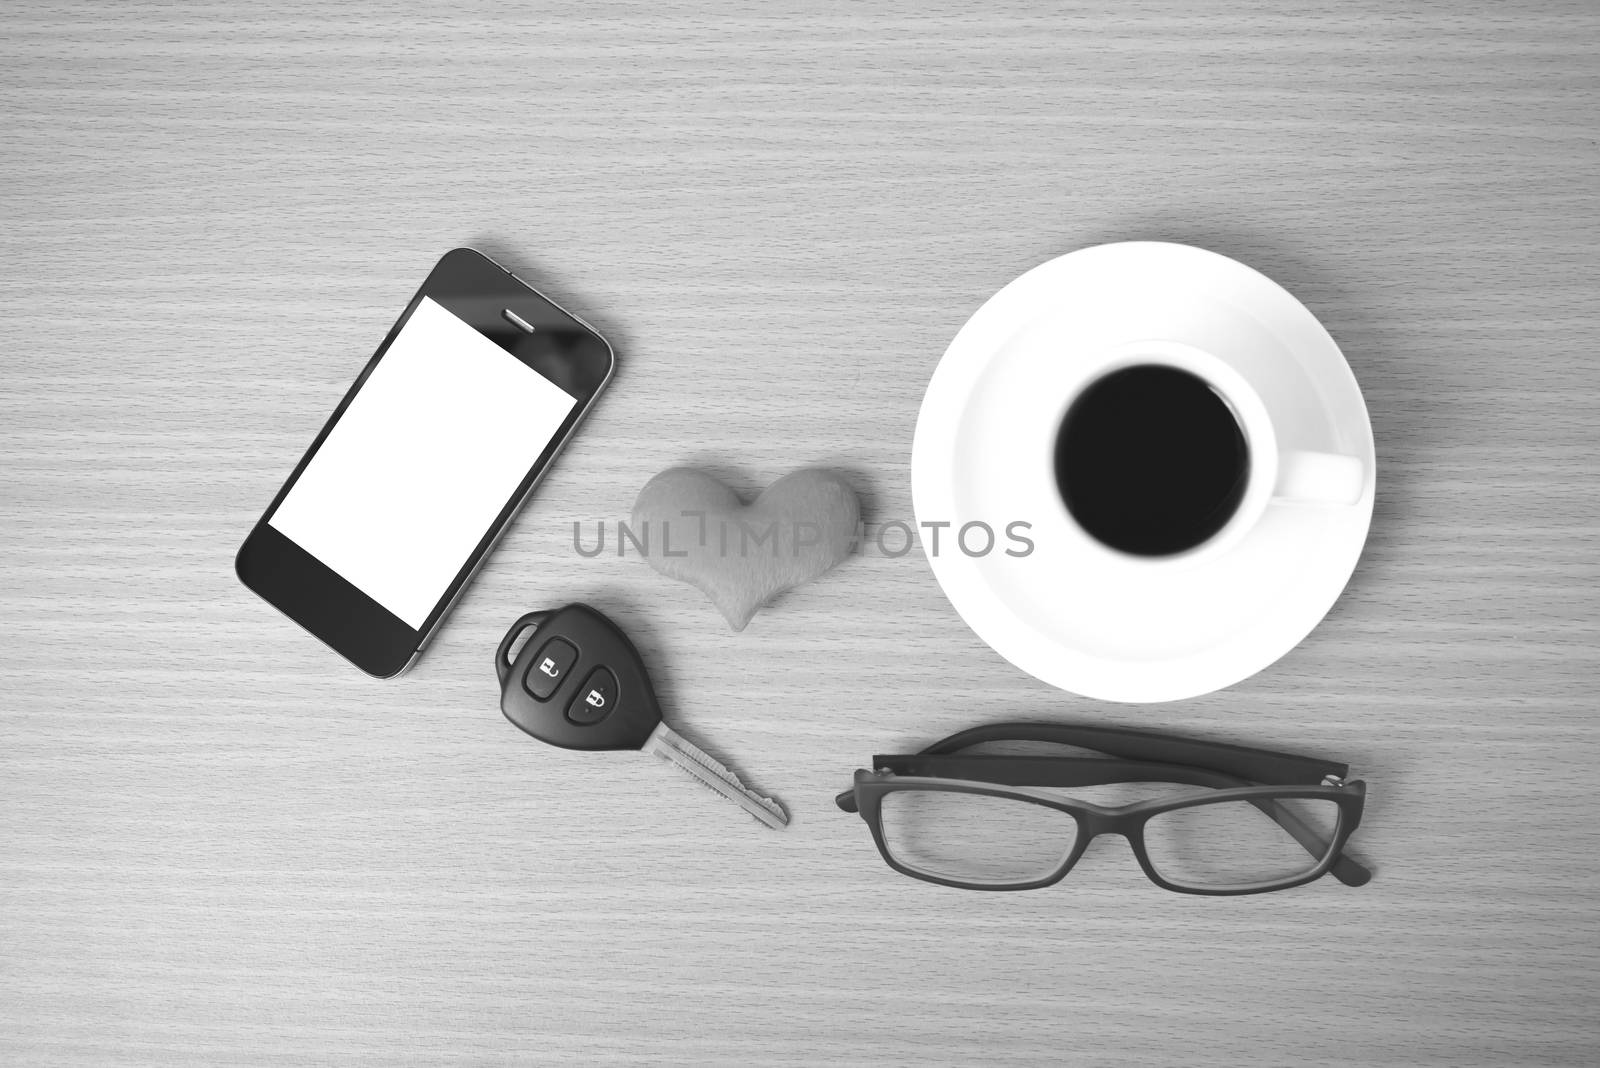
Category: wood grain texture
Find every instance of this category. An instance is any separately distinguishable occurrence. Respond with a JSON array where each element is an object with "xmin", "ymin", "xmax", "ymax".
[{"xmin": 3, "ymin": 1, "xmax": 1599, "ymax": 1064}]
